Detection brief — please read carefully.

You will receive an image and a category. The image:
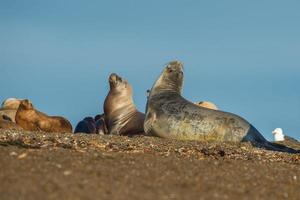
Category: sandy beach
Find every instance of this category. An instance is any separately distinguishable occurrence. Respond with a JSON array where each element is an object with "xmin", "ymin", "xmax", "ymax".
[{"xmin": 0, "ymin": 130, "xmax": 299, "ymax": 200}]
